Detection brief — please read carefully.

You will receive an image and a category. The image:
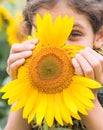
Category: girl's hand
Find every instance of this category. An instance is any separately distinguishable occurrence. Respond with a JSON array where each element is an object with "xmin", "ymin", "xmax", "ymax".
[
  {"xmin": 7, "ymin": 39, "xmax": 39, "ymax": 80},
  {"xmin": 72, "ymin": 47, "xmax": 103, "ymax": 84}
]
